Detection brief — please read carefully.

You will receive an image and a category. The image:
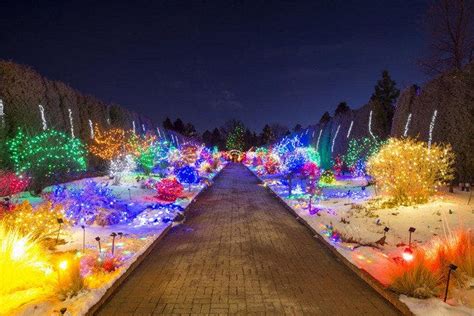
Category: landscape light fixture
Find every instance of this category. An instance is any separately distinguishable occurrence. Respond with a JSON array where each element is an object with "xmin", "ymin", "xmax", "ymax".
[
  {"xmin": 383, "ymin": 227, "xmax": 389, "ymax": 237},
  {"xmin": 95, "ymin": 236, "xmax": 101, "ymax": 253},
  {"xmin": 110, "ymin": 232, "xmax": 117, "ymax": 255},
  {"xmin": 408, "ymin": 227, "xmax": 416, "ymax": 247},
  {"xmin": 81, "ymin": 225, "xmax": 86, "ymax": 252},
  {"xmin": 56, "ymin": 218, "xmax": 64, "ymax": 244},
  {"xmin": 444, "ymin": 264, "xmax": 458, "ymax": 302}
]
